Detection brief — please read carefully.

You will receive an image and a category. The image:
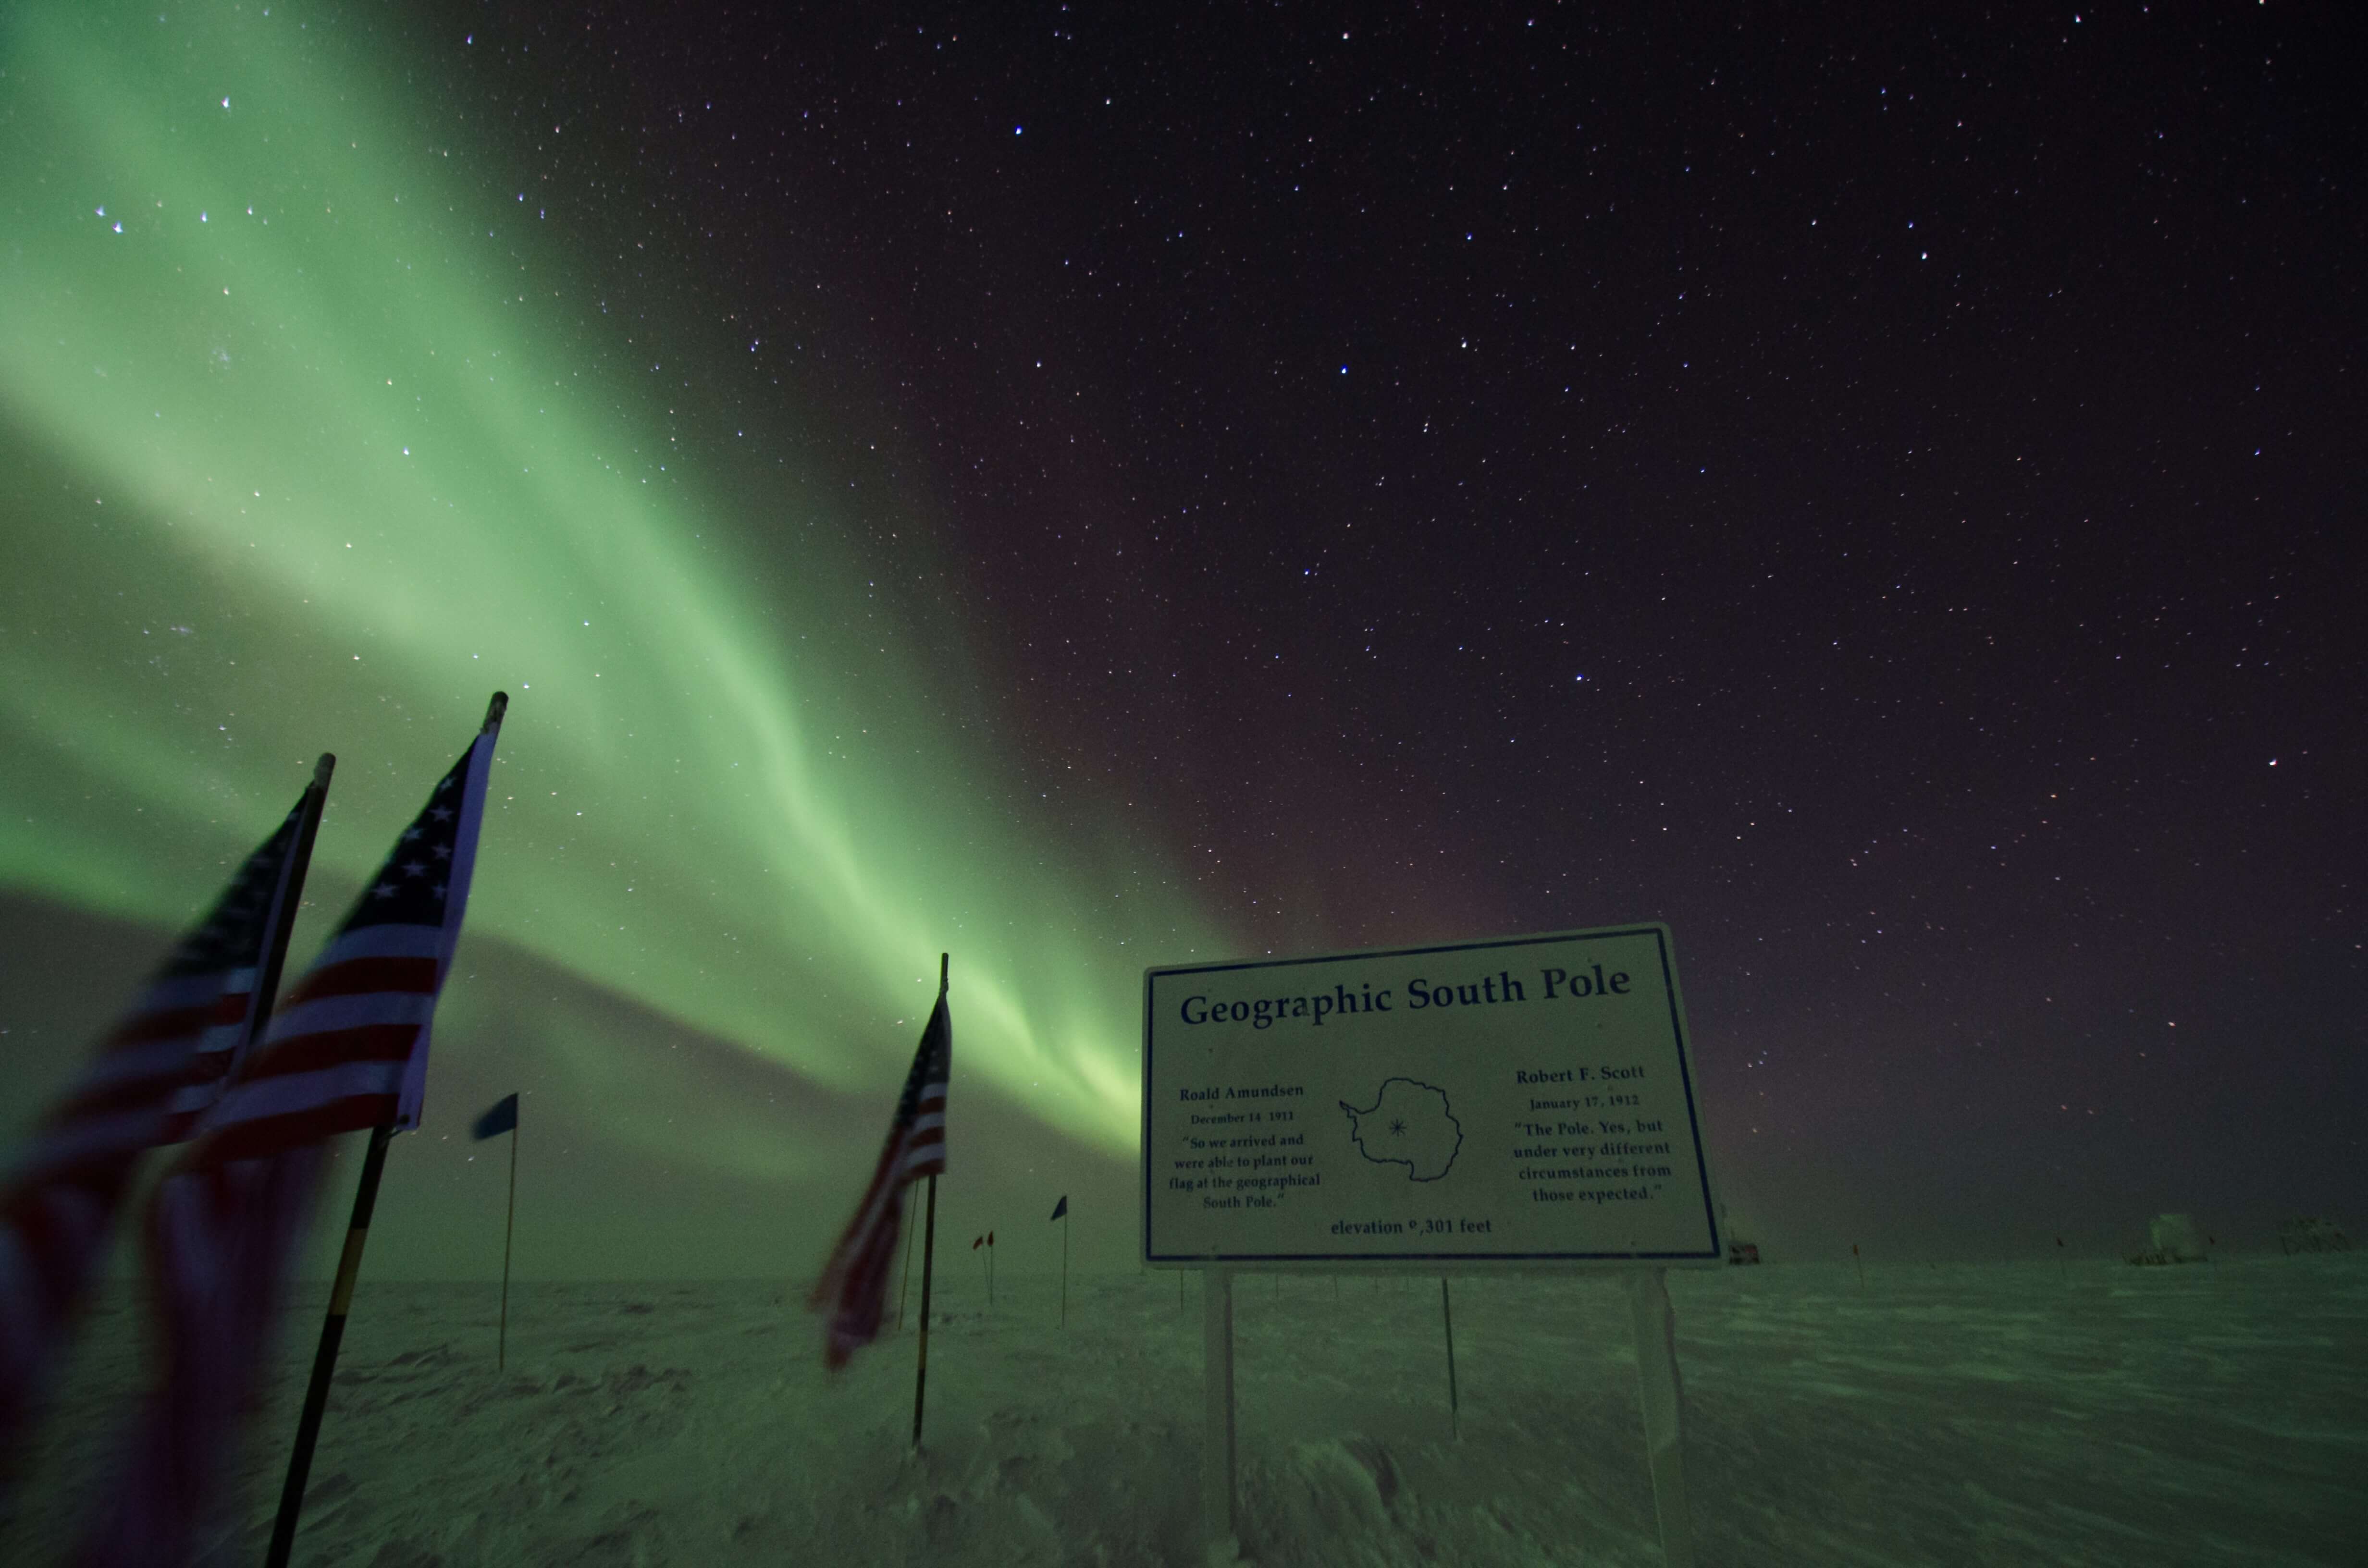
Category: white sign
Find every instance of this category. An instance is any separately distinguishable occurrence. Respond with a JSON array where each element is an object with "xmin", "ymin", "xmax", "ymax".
[{"xmin": 1141, "ymin": 924, "xmax": 1722, "ymax": 1267}]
